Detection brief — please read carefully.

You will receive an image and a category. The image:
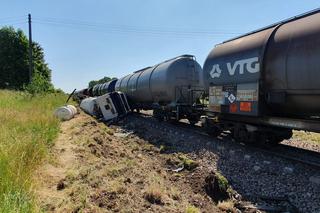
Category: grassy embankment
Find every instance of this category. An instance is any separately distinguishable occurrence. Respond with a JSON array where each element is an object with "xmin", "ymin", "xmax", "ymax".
[{"xmin": 0, "ymin": 90, "xmax": 67, "ymax": 213}]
